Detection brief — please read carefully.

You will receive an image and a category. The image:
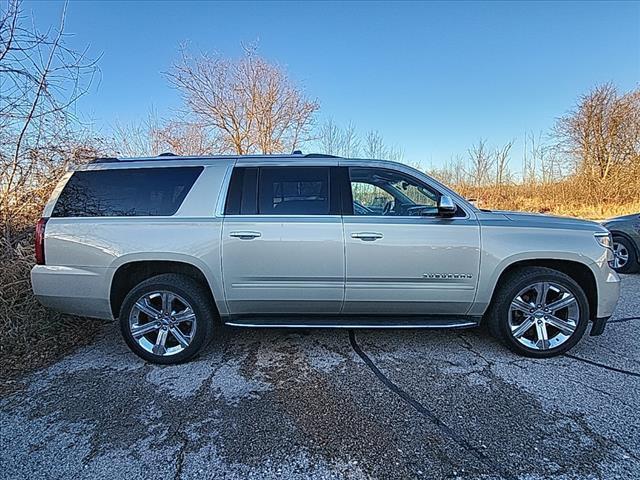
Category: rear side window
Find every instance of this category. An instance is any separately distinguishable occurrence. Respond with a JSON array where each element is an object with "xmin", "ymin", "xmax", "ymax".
[
  {"xmin": 52, "ymin": 167, "xmax": 203, "ymax": 217},
  {"xmin": 225, "ymin": 166, "xmax": 341, "ymax": 216},
  {"xmin": 259, "ymin": 167, "xmax": 329, "ymax": 215}
]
